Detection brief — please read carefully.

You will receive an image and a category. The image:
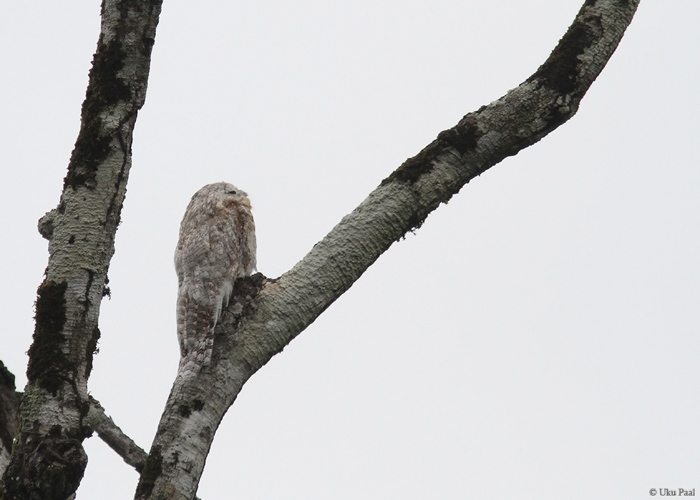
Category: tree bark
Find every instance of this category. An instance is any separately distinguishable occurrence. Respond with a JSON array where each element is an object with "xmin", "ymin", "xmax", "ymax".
[
  {"xmin": 0, "ymin": 362, "xmax": 21, "ymax": 476},
  {"xmin": 1, "ymin": 1, "xmax": 162, "ymax": 498},
  {"xmin": 136, "ymin": 1, "xmax": 641, "ymax": 499},
  {"xmin": 85, "ymin": 397, "xmax": 148, "ymax": 473}
]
